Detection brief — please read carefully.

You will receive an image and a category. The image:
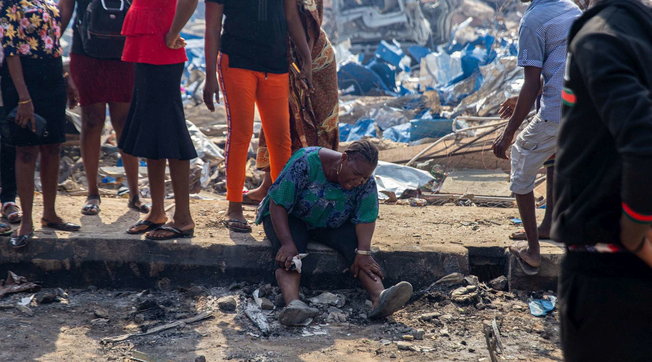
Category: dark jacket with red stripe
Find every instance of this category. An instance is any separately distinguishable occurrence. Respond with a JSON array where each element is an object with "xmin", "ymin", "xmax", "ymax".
[{"xmin": 552, "ymin": 0, "xmax": 652, "ymax": 246}]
